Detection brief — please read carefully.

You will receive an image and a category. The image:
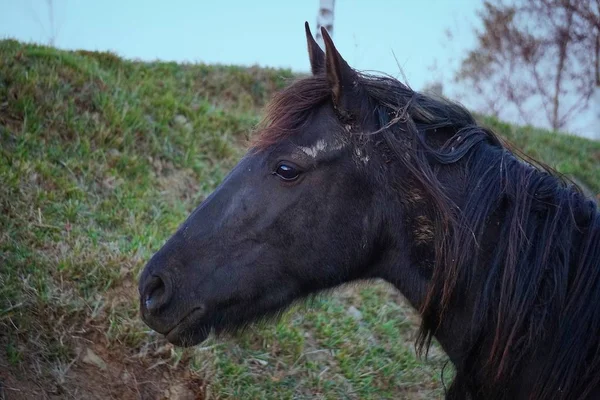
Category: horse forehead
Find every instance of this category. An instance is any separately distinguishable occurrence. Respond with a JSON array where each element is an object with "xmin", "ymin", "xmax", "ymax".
[
  {"xmin": 294, "ymin": 105, "xmax": 349, "ymax": 158},
  {"xmin": 299, "ymin": 138, "xmax": 346, "ymax": 158}
]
